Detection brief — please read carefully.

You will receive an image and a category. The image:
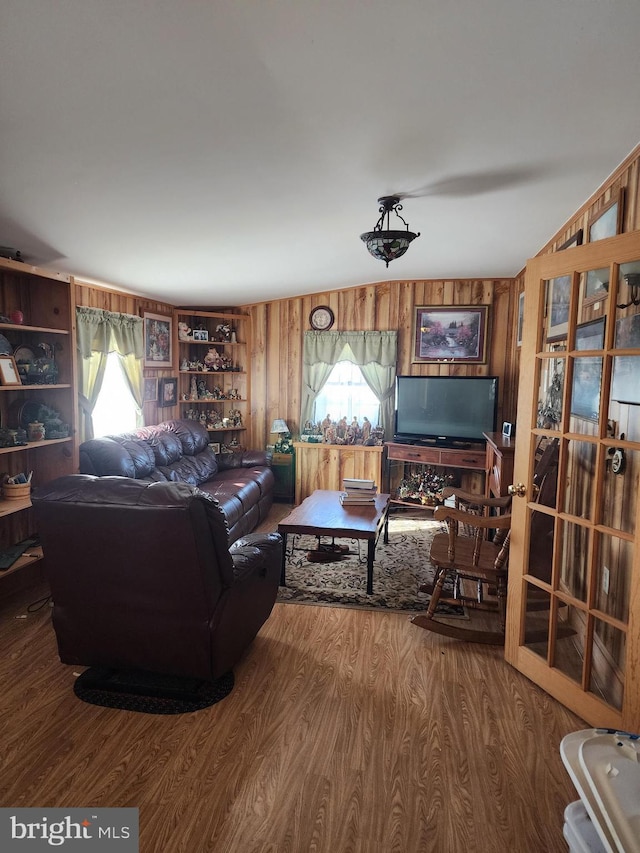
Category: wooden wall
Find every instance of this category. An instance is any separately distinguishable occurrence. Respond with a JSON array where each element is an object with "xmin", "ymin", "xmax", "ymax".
[
  {"xmin": 245, "ymin": 278, "xmax": 519, "ymax": 449},
  {"xmin": 72, "ymin": 143, "xmax": 640, "ymax": 456}
]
